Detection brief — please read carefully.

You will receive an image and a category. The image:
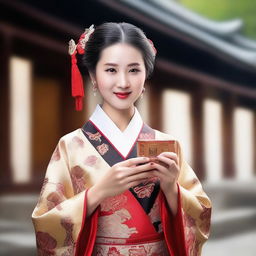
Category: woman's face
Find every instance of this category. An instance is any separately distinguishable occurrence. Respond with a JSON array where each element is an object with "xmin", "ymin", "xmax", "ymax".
[{"xmin": 92, "ymin": 43, "xmax": 146, "ymax": 111}]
